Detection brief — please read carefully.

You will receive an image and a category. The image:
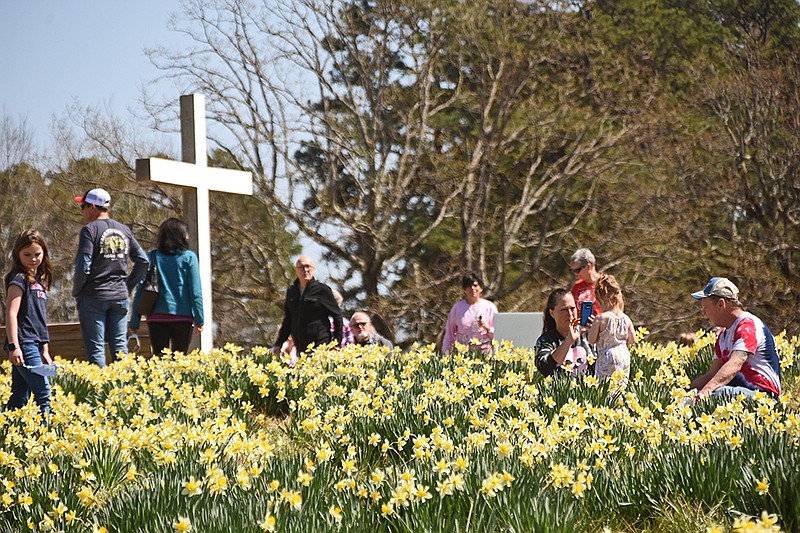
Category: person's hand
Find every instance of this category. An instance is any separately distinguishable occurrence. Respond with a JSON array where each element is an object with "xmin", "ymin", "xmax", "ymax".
[
  {"xmin": 696, "ymin": 388, "xmax": 711, "ymax": 400},
  {"xmin": 681, "ymin": 388, "xmax": 701, "ymax": 407},
  {"xmin": 194, "ymin": 325, "xmax": 204, "ymax": 335},
  {"xmin": 8, "ymin": 347, "xmax": 24, "ymax": 366},
  {"xmin": 42, "ymin": 348, "xmax": 53, "ymax": 365},
  {"xmin": 477, "ymin": 315, "xmax": 490, "ymax": 335},
  {"xmin": 582, "ymin": 314, "xmax": 594, "ymax": 332},
  {"xmin": 567, "ymin": 316, "xmax": 582, "ymax": 343},
  {"xmin": 128, "ymin": 327, "xmax": 139, "ymax": 336}
]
